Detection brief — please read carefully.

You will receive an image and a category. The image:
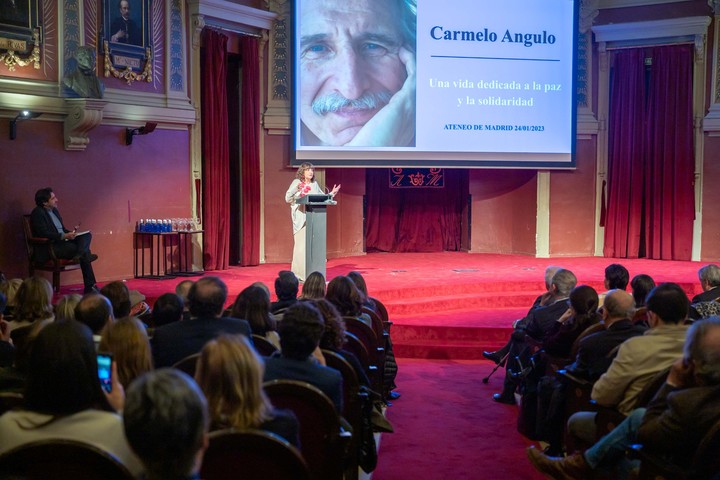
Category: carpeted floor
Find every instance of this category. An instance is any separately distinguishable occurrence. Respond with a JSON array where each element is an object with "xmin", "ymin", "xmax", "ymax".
[{"xmin": 374, "ymin": 357, "xmax": 545, "ymax": 480}]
